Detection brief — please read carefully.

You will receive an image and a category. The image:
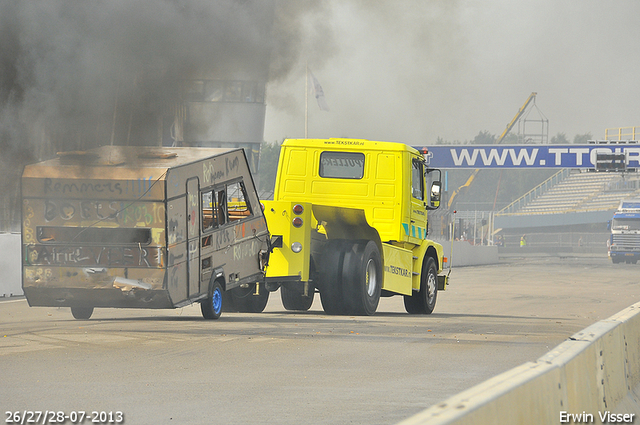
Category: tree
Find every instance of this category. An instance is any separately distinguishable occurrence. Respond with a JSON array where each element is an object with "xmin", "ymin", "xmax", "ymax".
[
  {"xmin": 256, "ymin": 140, "xmax": 282, "ymax": 195},
  {"xmin": 500, "ymin": 133, "xmax": 519, "ymax": 144},
  {"xmin": 573, "ymin": 133, "xmax": 593, "ymax": 144},
  {"xmin": 551, "ymin": 133, "xmax": 569, "ymax": 144},
  {"xmin": 471, "ymin": 130, "xmax": 496, "ymax": 145}
]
